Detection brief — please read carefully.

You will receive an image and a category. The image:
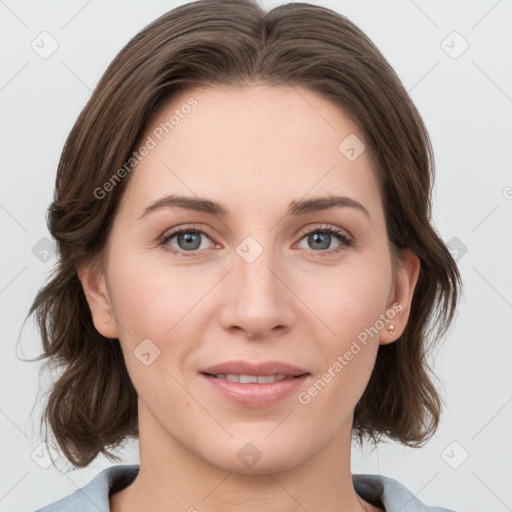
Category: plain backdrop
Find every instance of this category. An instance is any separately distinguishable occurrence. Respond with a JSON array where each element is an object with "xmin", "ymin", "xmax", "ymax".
[{"xmin": 1, "ymin": 1, "xmax": 511, "ymax": 511}]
